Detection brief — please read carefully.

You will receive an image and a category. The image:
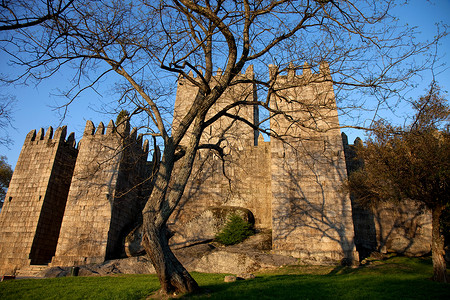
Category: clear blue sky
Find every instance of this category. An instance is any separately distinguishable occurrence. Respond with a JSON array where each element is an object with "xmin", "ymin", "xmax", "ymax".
[{"xmin": 1, "ymin": 0, "xmax": 449, "ymax": 169}]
